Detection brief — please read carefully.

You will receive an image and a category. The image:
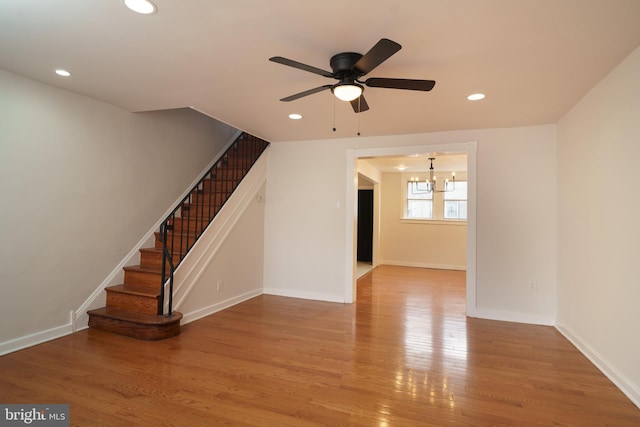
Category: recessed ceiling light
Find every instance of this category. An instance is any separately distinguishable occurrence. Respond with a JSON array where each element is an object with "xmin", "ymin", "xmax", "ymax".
[
  {"xmin": 55, "ymin": 69, "xmax": 72, "ymax": 77},
  {"xmin": 467, "ymin": 93, "xmax": 486, "ymax": 101},
  {"xmin": 396, "ymin": 166, "xmax": 407, "ymax": 171},
  {"xmin": 288, "ymin": 113, "xmax": 303, "ymax": 120},
  {"xmin": 123, "ymin": 0, "xmax": 157, "ymax": 14}
]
